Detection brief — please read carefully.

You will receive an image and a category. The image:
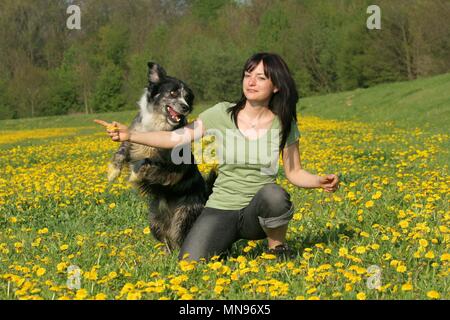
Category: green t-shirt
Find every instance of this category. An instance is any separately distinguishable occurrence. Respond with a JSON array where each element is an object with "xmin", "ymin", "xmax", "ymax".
[{"xmin": 198, "ymin": 101, "xmax": 301, "ymax": 210}]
